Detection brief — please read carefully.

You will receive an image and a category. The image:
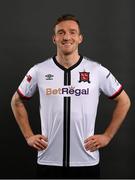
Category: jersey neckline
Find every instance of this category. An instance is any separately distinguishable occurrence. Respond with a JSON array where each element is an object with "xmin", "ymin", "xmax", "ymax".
[{"xmin": 53, "ymin": 55, "xmax": 83, "ymax": 71}]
